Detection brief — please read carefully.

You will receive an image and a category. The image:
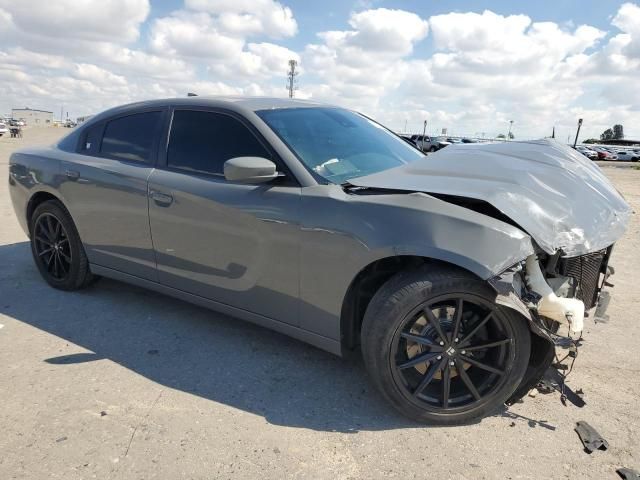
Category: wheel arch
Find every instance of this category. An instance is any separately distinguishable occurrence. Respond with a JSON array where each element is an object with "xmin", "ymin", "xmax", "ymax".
[
  {"xmin": 340, "ymin": 255, "xmax": 481, "ymax": 353},
  {"xmin": 340, "ymin": 254, "xmax": 555, "ymax": 402},
  {"xmin": 26, "ymin": 190, "xmax": 65, "ymax": 233}
]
